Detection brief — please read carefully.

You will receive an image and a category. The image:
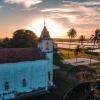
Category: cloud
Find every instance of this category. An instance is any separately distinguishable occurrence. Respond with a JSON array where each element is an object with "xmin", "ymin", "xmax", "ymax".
[
  {"xmin": 41, "ymin": 8, "xmax": 75, "ymax": 13},
  {"xmin": 4, "ymin": 0, "xmax": 42, "ymax": 8},
  {"xmin": 41, "ymin": 1, "xmax": 99, "ymax": 20},
  {"xmin": 82, "ymin": 1, "xmax": 100, "ymax": 6},
  {"xmin": 0, "ymin": 6, "xmax": 3, "ymax": 9},
  {"xmin": 63, "ymin": 0, "xmax": 100, "ymax": 6},
  {"xmin": 21, "ymin": 7, "xmax": 37, "ymax": 11},
  {"xmin": 41, "ymin": 0, "xmax": 100, "ymax": 32}
]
